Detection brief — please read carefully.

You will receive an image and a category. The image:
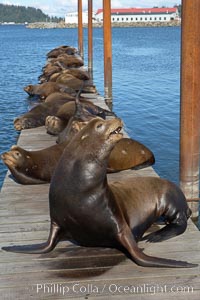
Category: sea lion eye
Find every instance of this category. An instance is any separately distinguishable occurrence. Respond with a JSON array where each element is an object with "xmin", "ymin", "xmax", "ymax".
[{"xmin": 96, "ymin": 123, "xmax": 103, "ymax": 129}]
